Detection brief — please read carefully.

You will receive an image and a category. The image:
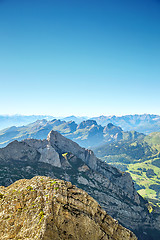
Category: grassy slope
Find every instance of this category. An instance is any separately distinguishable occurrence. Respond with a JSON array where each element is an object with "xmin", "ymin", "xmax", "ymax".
[{"xmin": 93, "ymin": 132, "xmax": 160, "ymax": 203}]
